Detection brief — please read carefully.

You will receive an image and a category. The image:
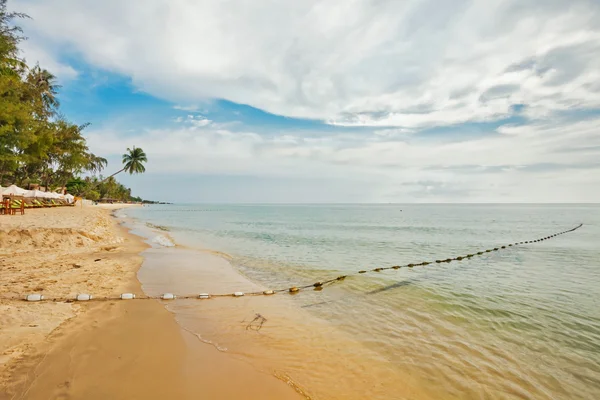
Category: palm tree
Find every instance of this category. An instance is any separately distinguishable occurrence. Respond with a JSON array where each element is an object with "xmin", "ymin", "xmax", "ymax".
[
  {"xmin": 27, "ymin": 64, "xmax": 60, "ymax": 110},
  {"xmin": 101, "ymin": 146, "xmax": 147, "ymax": 183}
]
